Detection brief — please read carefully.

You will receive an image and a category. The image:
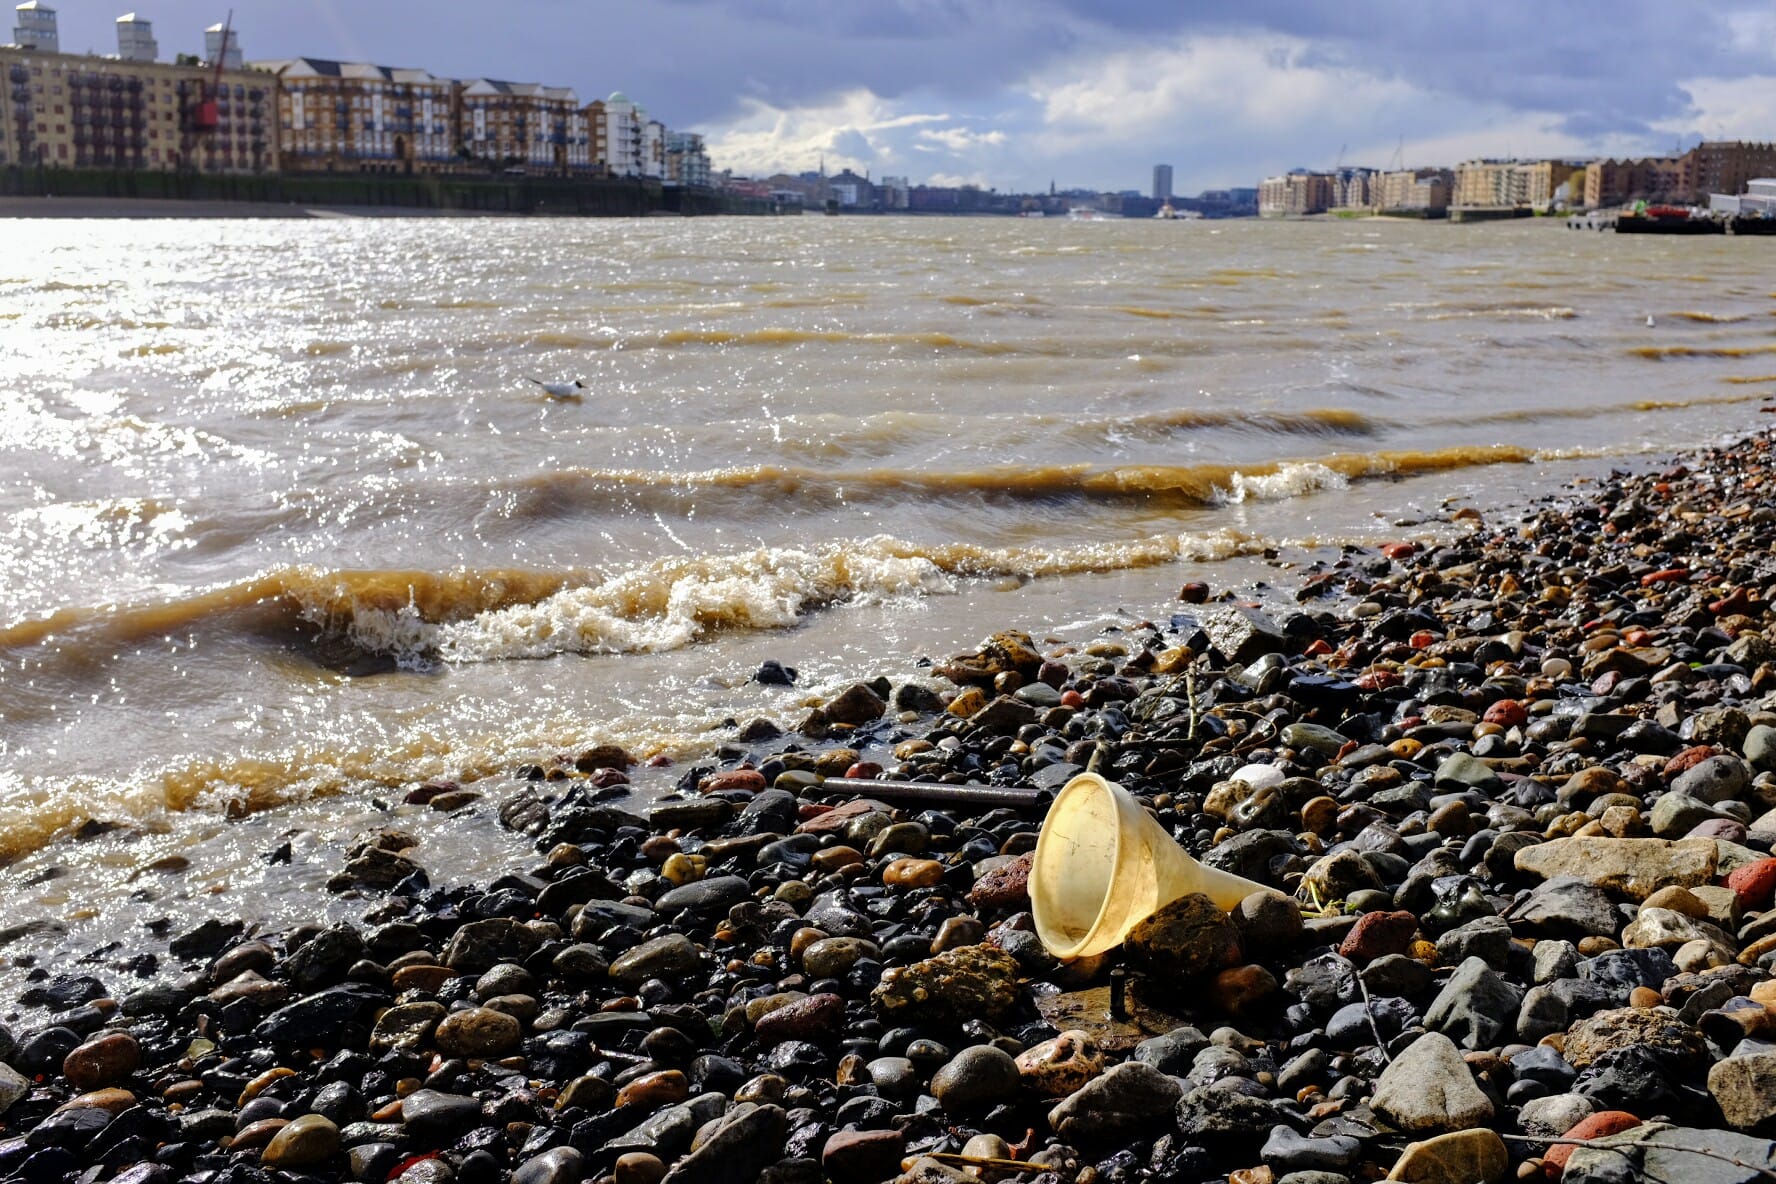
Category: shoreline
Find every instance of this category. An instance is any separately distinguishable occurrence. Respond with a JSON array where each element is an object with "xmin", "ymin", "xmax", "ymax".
[
  {"xmin": 0, "ymin": 196, "xmax": 505, "ymax": 219},
  {"xmin": 7, "ymin": 428, "xmax": 1776, "ymax": 1182}
]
